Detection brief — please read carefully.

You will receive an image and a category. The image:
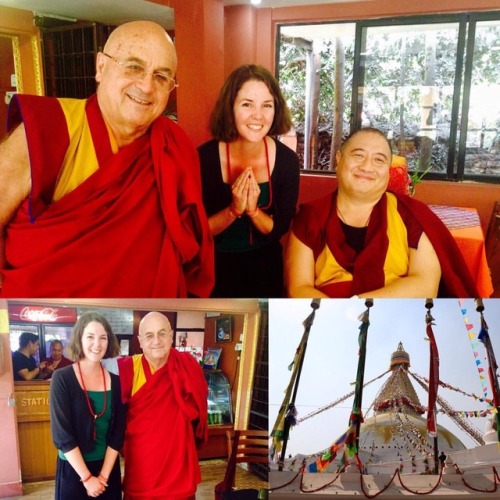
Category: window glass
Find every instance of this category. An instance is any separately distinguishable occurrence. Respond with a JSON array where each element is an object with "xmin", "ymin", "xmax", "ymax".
[
  {"xmin": 279, "ymin": 23, "xmax": 355, "ymax": 170},
  {"xmin": 464, "ymin": 19, "xmax": 500, "ymax": 178},
  {"xmin": 277, "ymin": 13, "xmax": 500, "ymax": 183},
  {"xmin": 358, "ymin": 22, "xmax": 460, "ymax": 175}
]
